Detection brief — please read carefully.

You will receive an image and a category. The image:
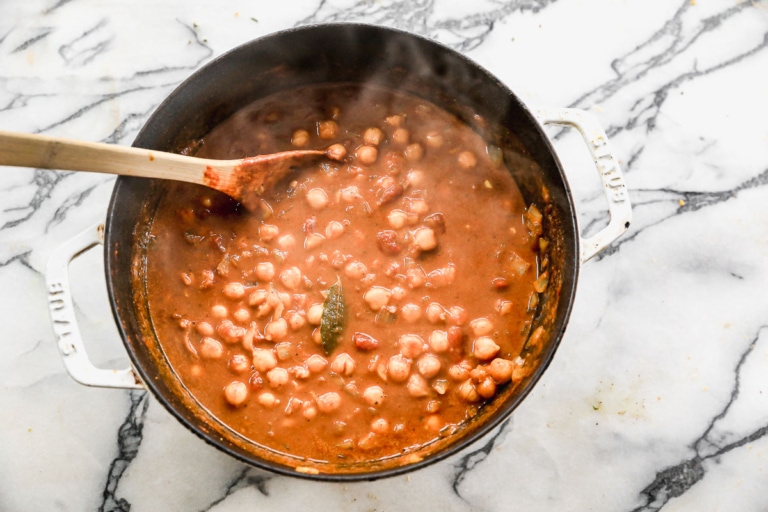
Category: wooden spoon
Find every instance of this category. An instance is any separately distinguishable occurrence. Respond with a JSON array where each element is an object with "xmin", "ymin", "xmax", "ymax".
[{"xmin": 0, "ymin": 130, "xmax": 332, "ymax": 210}]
